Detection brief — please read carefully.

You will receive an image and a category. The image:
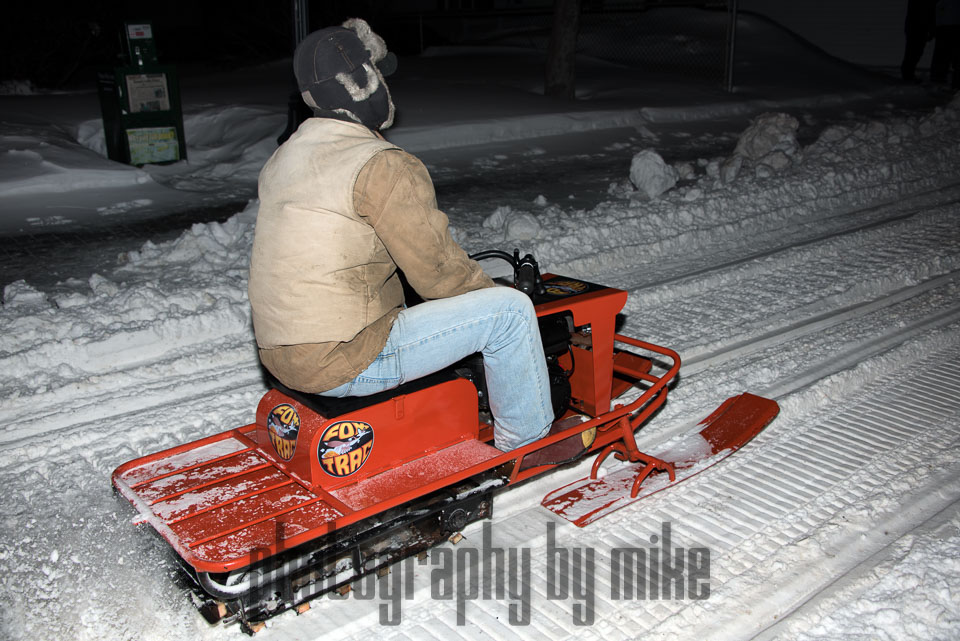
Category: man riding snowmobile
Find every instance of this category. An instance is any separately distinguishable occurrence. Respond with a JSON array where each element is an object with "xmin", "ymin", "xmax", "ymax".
[{"xmin": 247, "ymin": 18, "xmax": 595, "ymax": 466}]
